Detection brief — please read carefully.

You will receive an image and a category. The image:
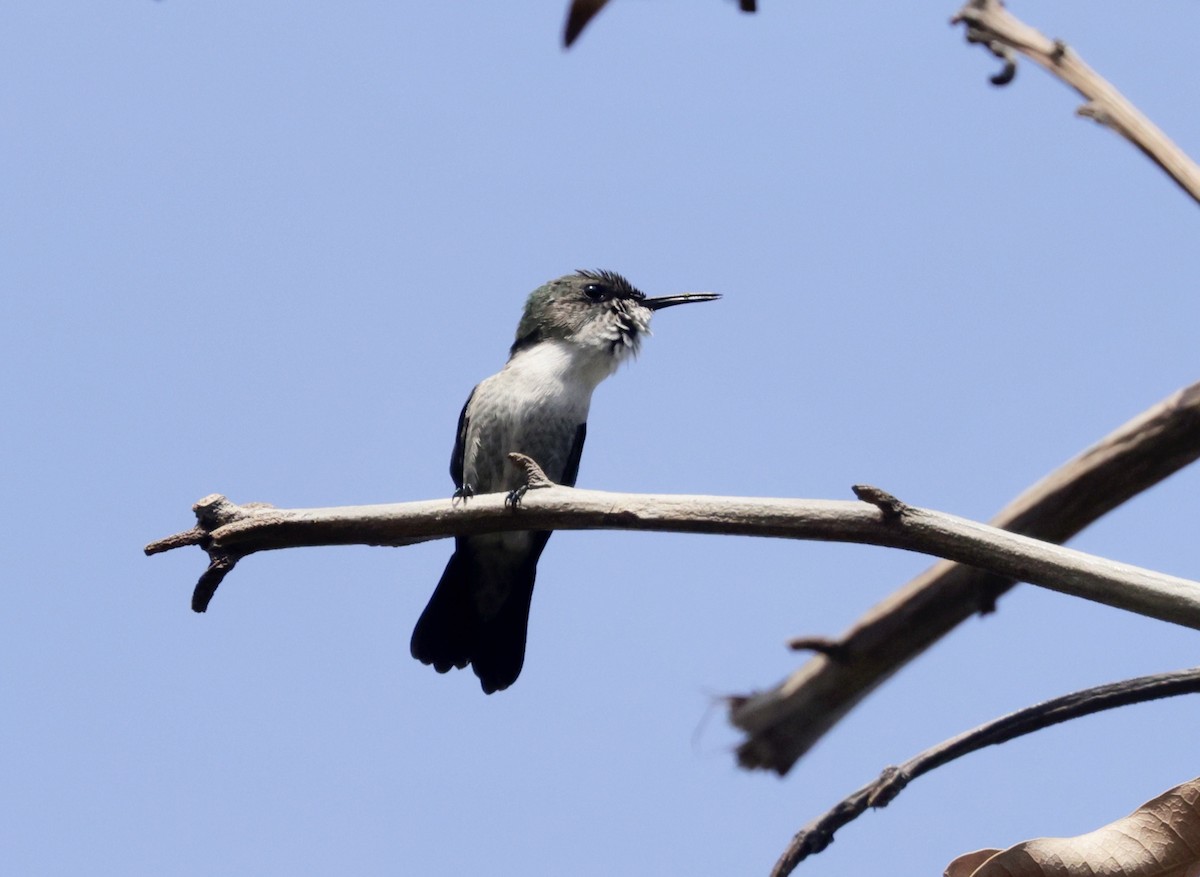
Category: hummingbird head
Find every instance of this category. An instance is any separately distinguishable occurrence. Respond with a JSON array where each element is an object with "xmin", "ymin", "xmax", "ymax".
[{"xmin": 510, "ymin": 269, "xmax": 720, "ymax": 360}]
